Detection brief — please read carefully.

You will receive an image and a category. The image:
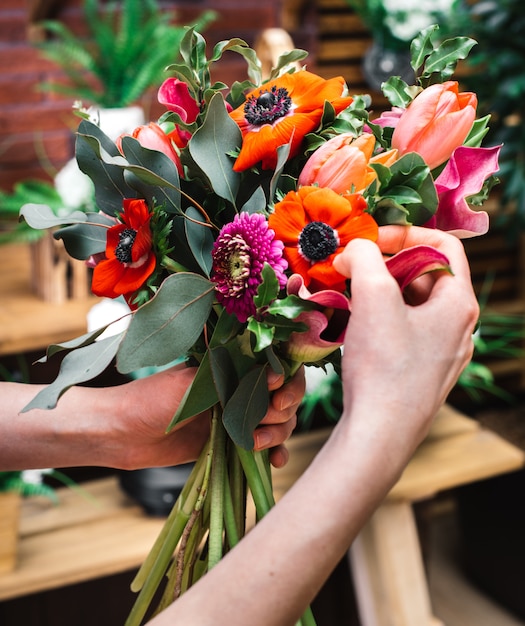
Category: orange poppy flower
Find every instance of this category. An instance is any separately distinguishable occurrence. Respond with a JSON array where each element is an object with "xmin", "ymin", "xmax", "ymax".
[
  {"xmin": 229, "ymin": 71, "xmax": 353, "ymax": 172},
  {"xmin": 92, "ymin": 198, "xmax": 156, "ymax": 303},
  {"xmin": 268, "ymin": 186, "xmax": 378, "ymax": 291}
]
